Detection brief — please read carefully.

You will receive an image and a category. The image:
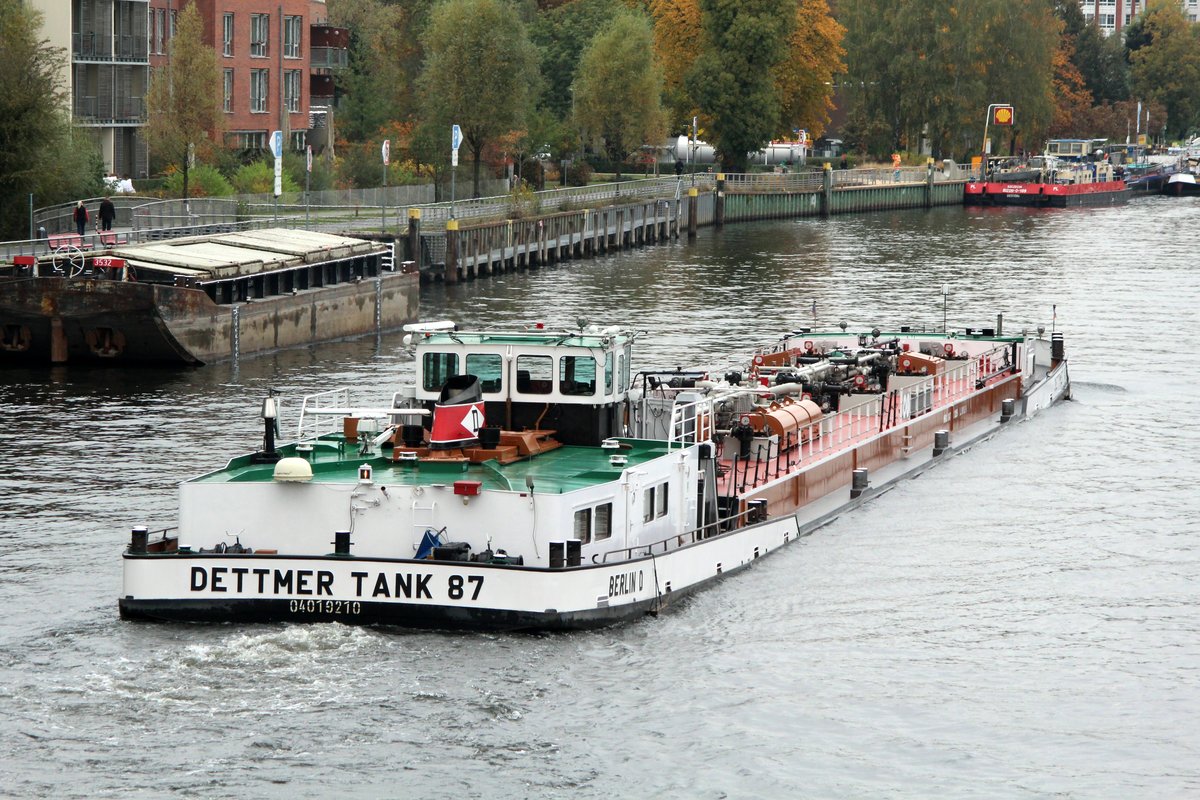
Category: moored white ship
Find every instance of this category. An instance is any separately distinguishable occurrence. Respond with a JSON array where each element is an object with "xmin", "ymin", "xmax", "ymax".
[{"xmin": 120, "ymin": 317, "xmax": 1070, "ymax": 630}]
